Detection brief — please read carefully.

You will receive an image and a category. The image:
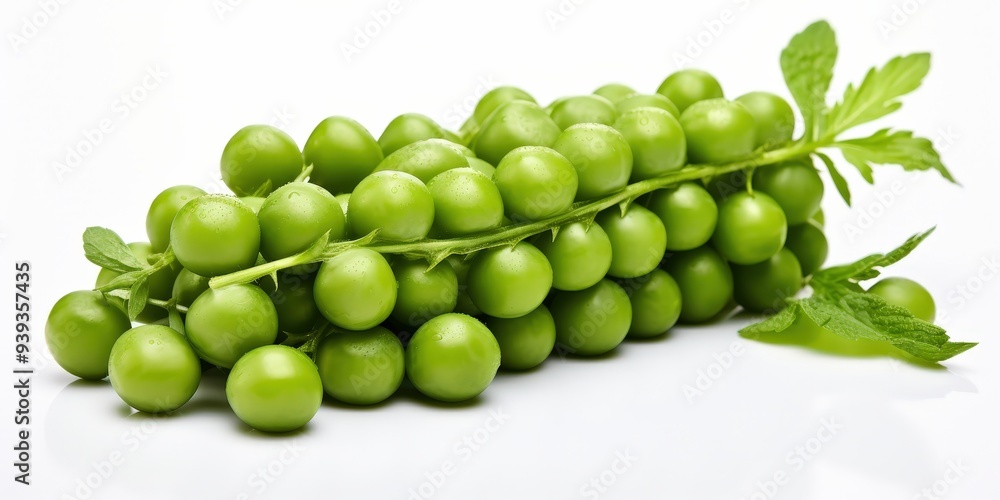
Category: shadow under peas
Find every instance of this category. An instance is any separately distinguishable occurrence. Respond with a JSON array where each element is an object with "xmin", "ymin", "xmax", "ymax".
[
  {"xmin": 394, "ymin": 379, "xmax": 487, "ymax": 409},
  {"xmin": 233, "ymin": 419, "xmax": 315, "ymax": 439},
  {"xmin": 322, "ymin": 393, "xmax": 395, "ymax": 411},
  {"xmin": 125, "ymin": 407, "xmax": 185, "ymax": 421},
  {"xmin": 67, "ymin": 378, "xmax": 110, "ymax": 389},
  {"xmin": 496, "ymin": 360, "xmax": 547, "ymax": 377},
  {"xmin": 60, "ymin": 379, "xmax": 134, "ymax": 416},
  {"xmin": 115, "ymin": 402, "xmax": 135, "ymax": 418},
  {"xmin": 198, "ymin": 365, "xmax": 229, "ymax": 388},
  {"xmin": 624, "ymin": 331, "xmax": 674, "ymax": 344},
  {"xmin": 167, "ymin": 366, "xmax": 234, "ymax": 414},
  {"xmin": 553, "ymin": 346, "xmax": 625, "ymax": 363},
  {"xmin": 177, "ymin": 396, "xmax": 233, "ymax": 415}
]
